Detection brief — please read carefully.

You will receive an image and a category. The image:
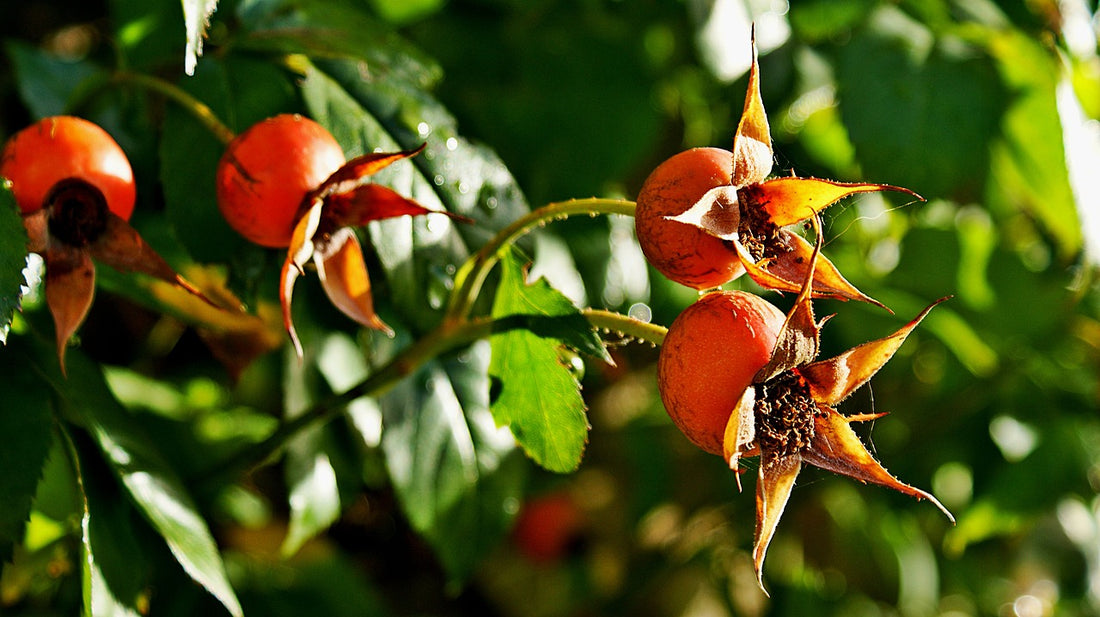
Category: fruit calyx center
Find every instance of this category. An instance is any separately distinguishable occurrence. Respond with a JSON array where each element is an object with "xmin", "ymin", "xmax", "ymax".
[
  {"xmin": 737, "ymin": 184, "xmax": 790, "ymax": 262},
  {"xmin": 45, "ymin": 178, "xmax": 110, "ymax": 247},
  {"xmin": 754, "ymin": 370, "xmax": 818, "ymax": 458}
]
